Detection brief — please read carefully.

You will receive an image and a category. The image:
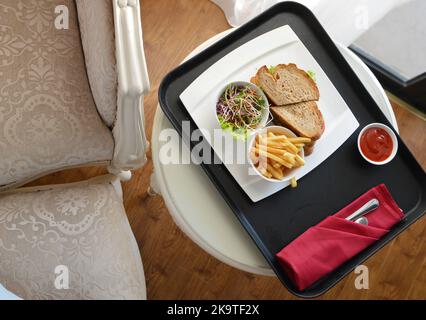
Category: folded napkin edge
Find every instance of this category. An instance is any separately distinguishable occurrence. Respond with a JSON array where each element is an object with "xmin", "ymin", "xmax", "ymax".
[
  {"xmin": 320, "ymin": 215, "xmax": 391, "ymax": 233},
  {"xmin": 276, "ymin": 252, "xmax": 305, "ymax": 291},
  {"xmin": 315, "ymin": 225, "xmax": 384, "ymax": 240},
  {"xmin": 377, "ymin": 184, "xmax": 404, "ymax": 218}
]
